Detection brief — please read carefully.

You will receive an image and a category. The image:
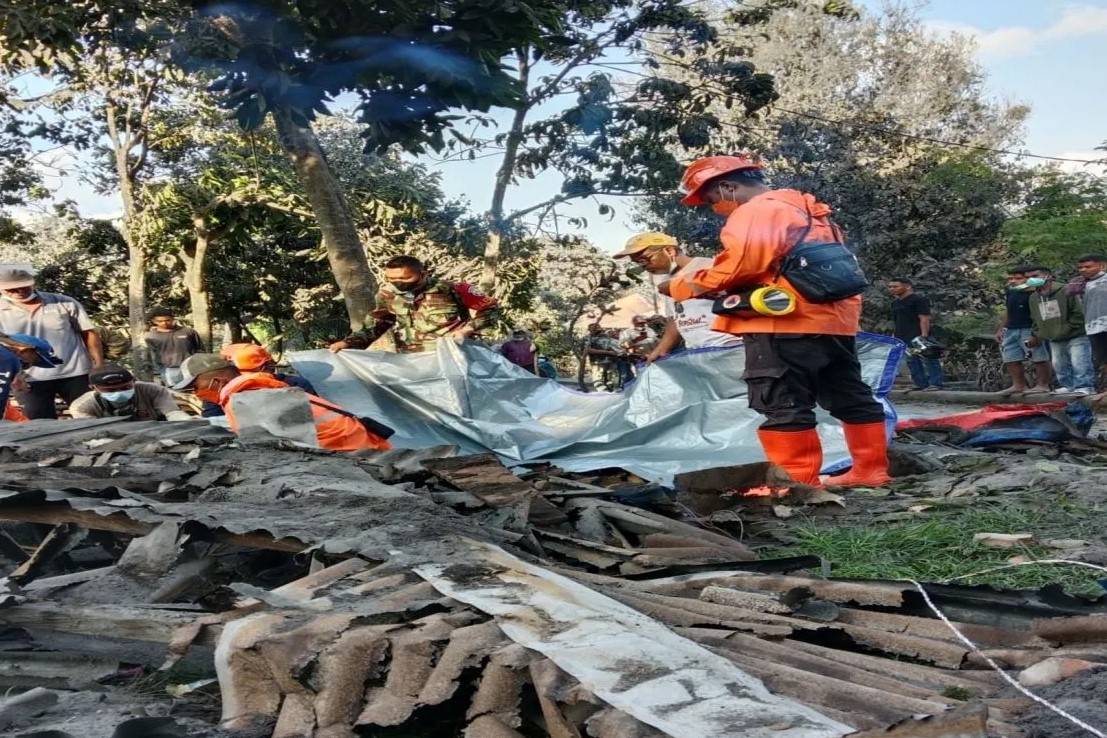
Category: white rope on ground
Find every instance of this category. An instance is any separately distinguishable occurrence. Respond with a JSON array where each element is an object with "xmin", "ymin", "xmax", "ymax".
[
  {"xmin": 944, "ymin": 559, "xmax": 1107, "ymax": 582},
  {"xmin": 908, "ymin": 570, "xmax": 1107, "ymax": 738}
]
